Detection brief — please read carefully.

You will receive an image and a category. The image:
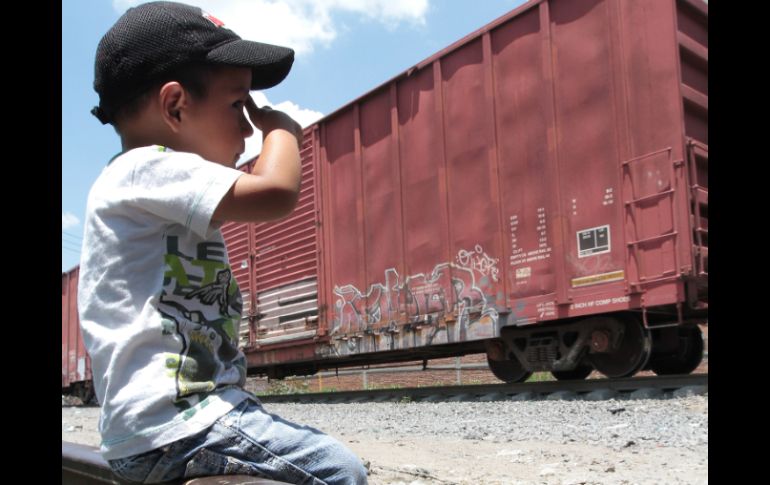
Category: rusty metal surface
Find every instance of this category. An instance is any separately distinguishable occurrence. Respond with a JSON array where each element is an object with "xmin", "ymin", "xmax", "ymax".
[
  {"xmin": 246, "ymin": 339, "xmax": 319, "ymax": 369},
  {"xmin": 62, "ymin": 267, "xmax": 92, "ymax": 389},
  {"xmin": 306, "ymin": 0, "xmax": 708, "ymax": 360}
]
